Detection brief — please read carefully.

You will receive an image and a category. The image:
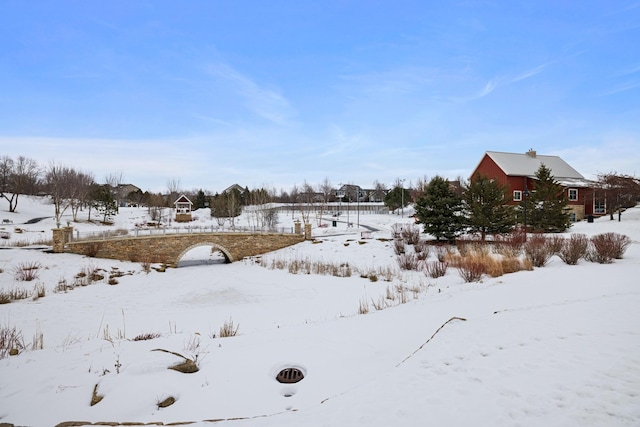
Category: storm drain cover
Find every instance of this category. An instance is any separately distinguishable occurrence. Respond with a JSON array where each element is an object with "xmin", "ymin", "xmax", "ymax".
[{"xmin": 276, "ymin": 367, "xmax": 305, "ymax": 384}]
